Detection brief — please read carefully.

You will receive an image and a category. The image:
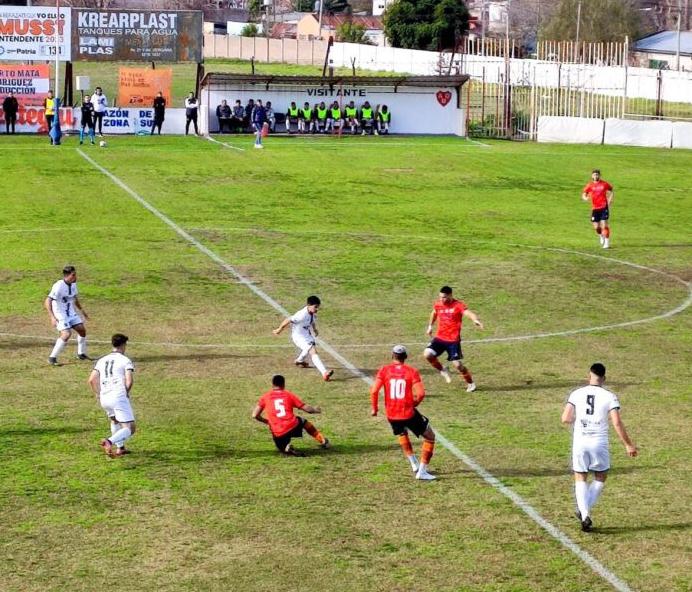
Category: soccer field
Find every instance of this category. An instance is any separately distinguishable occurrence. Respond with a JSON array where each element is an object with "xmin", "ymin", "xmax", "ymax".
[{"xmin": 1, "ymin": 134, "xmax": 690, "ymax": 592}]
